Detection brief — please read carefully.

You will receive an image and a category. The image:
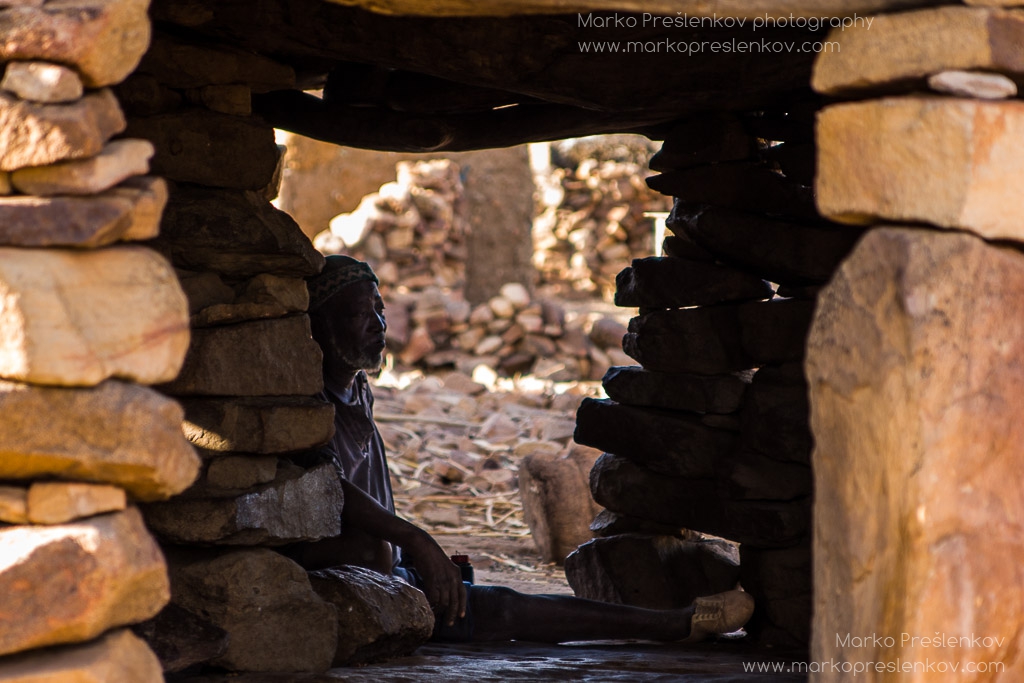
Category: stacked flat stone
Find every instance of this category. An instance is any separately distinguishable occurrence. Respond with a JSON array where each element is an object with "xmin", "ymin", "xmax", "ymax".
[
  {"xmin": 570, "ymin": 106, "xmax": 863, "ymax": 647},
  {"xmin": 809, "ymin": 7, "xmax": 1024, "ymax": 681},
  {"xmin": 119, "ymin": 28, "xmax": 434, "ymax": 673},
  {"xmin": 0, "ymin": 1, "xmax": 198, "ymax": 681}
]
